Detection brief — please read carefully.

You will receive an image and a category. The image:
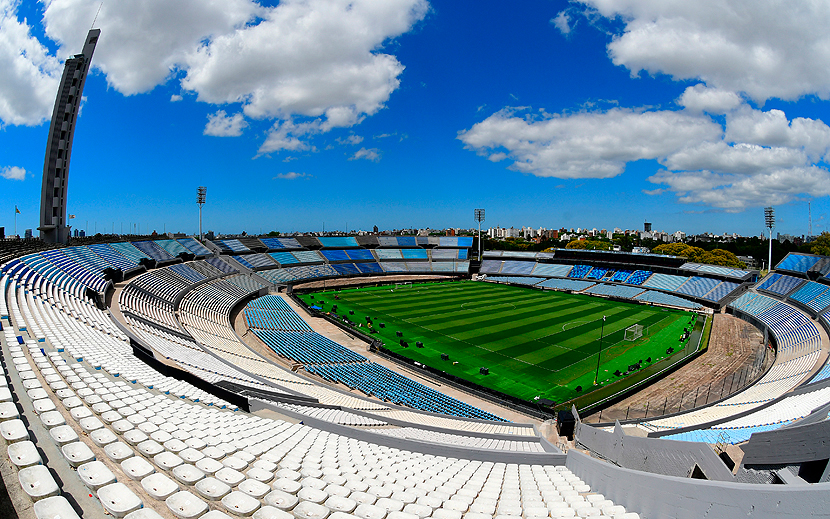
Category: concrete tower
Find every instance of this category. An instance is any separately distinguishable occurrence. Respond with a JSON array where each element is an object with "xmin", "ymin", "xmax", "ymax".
[{"xmin": 39, "ymin": 29, "xmax": 100, "ymax": 244}]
